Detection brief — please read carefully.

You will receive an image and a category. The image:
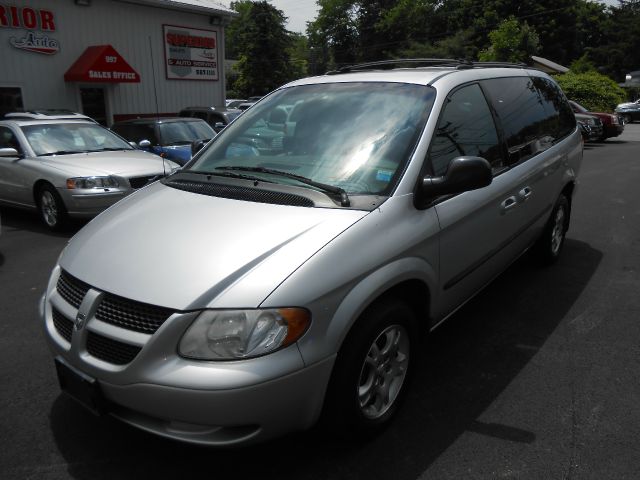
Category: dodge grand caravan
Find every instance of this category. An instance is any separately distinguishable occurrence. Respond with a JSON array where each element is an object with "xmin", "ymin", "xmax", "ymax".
[{"xmin": 41, "ymin": 60, "xmax": 582, "ymax": 446}]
